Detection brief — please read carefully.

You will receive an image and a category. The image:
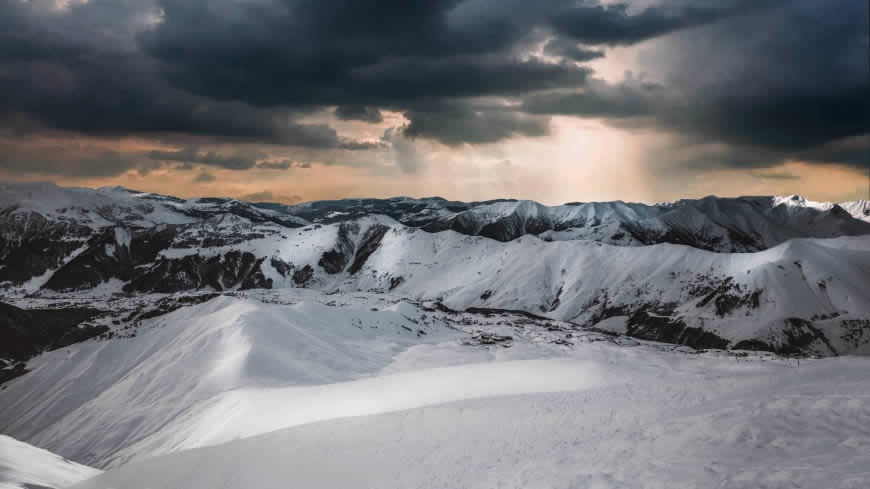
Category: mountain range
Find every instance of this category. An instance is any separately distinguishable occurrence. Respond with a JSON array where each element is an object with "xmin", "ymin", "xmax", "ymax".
[
  {"xmin": 1, "ymin": 181, "xmax": 869, "ymax": 359},
  {"xmin": 2, "ymin": 181, "xmax": 870, "ymax": 488}
]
